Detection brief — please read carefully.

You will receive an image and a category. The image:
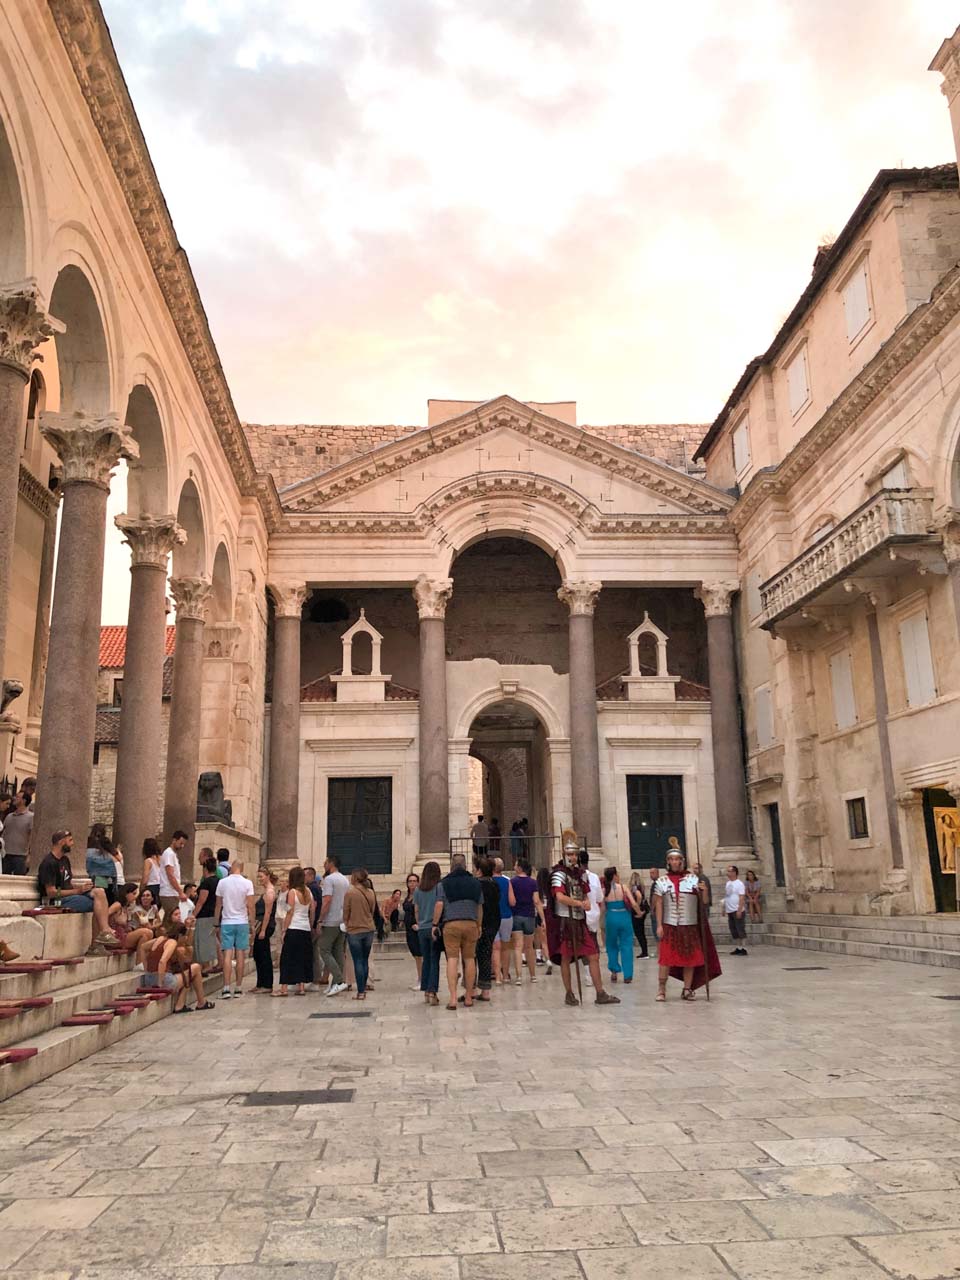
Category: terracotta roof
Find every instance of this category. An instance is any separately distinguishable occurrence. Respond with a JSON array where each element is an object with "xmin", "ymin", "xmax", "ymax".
[
  {"xmin": 99, "ymin": 624, "xmax": 176, "ymax": 669},
  {"xmin": 94, "ymin": 708, "xmax": 121, "ymax": 745},
  {"xmin": 300, "ymin": 674, "xmax": 419, "ymax": 703},
  {"xmin": 596, "ymin": 671, "xmax": 710, "ymax": 702},
  {"xmin": 694, "ymin": 164, "xmax": 960, "ymax": 461}
]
